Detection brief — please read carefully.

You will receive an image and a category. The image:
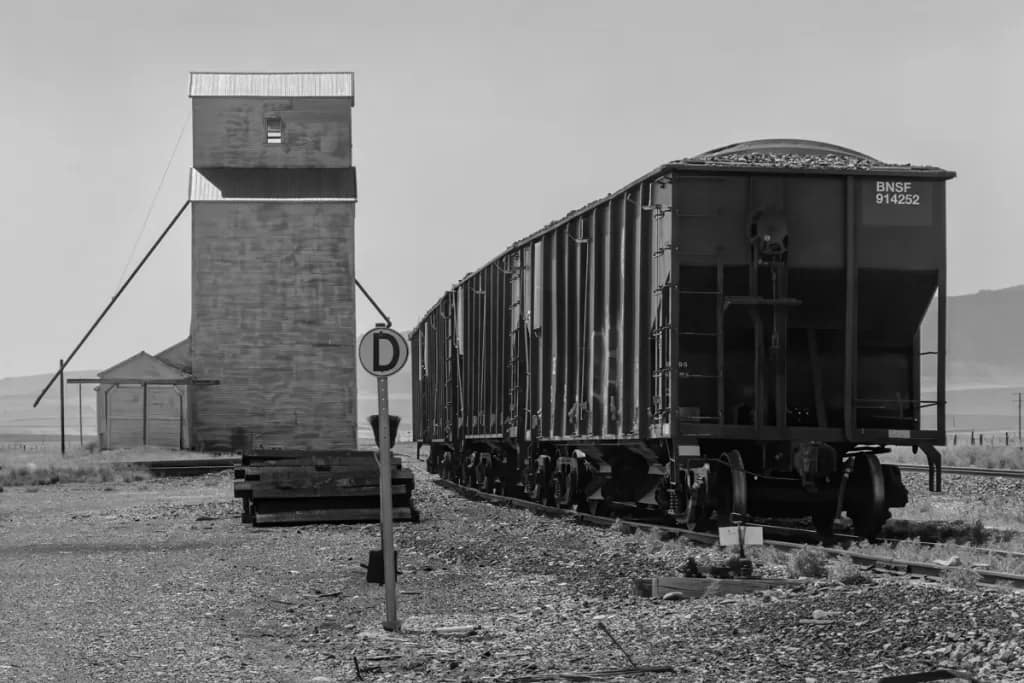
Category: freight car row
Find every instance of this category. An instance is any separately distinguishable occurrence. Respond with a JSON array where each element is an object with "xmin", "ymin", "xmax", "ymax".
[{"xmin": 412, "ymin": 139, "xmax": 956, "ymax": 540}]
